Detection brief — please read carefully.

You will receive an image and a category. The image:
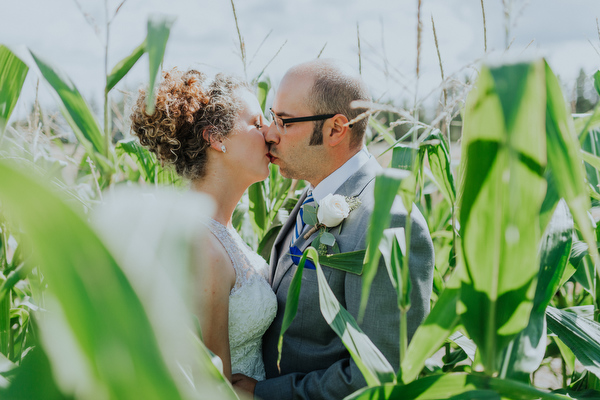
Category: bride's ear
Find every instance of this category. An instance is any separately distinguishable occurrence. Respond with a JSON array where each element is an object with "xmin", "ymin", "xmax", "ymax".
[{"xmin": 203, "ymin": 128, "xmax": 225, "ymax": 152}]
